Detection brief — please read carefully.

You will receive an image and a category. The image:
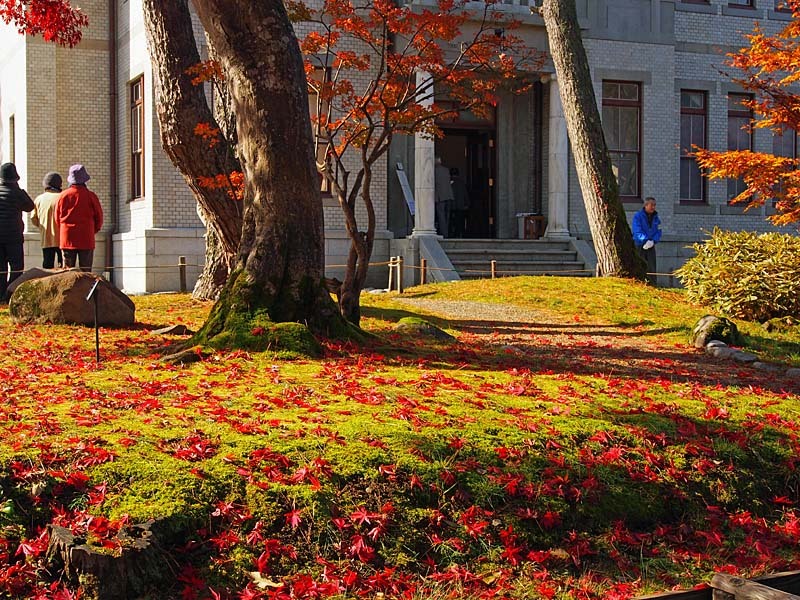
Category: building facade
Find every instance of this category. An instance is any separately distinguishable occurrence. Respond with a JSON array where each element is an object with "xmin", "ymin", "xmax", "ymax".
[{"xmin": 0, "ymin": 0, "xmax": 797, "ymax": 293}]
